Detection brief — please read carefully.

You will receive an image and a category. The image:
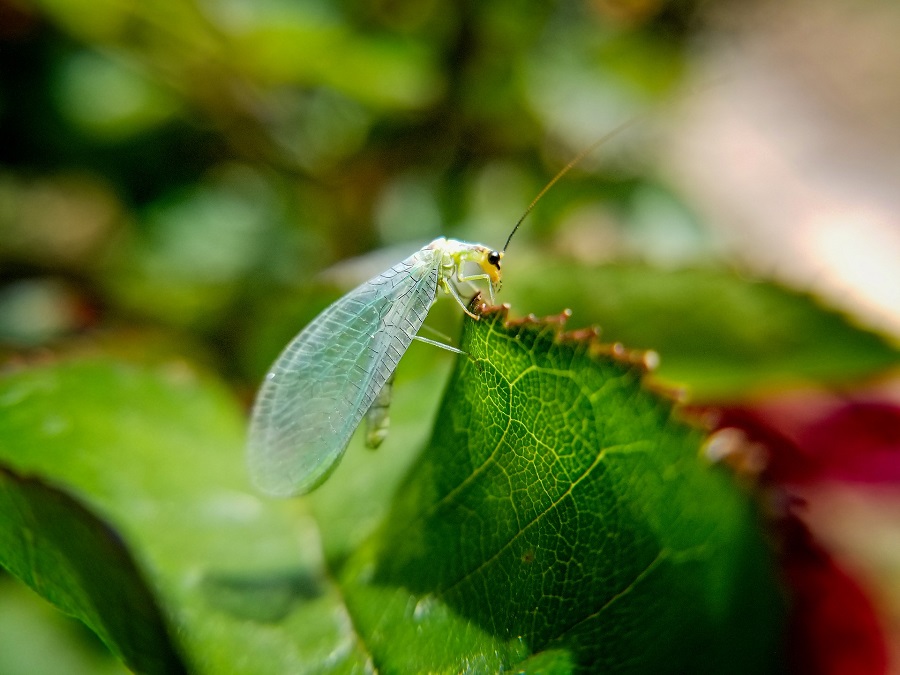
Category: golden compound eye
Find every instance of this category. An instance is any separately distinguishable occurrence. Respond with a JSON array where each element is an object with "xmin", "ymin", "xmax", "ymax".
[{"xmin": 487, "ymin": 250, "xmax": 501, "ymax": 267}]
